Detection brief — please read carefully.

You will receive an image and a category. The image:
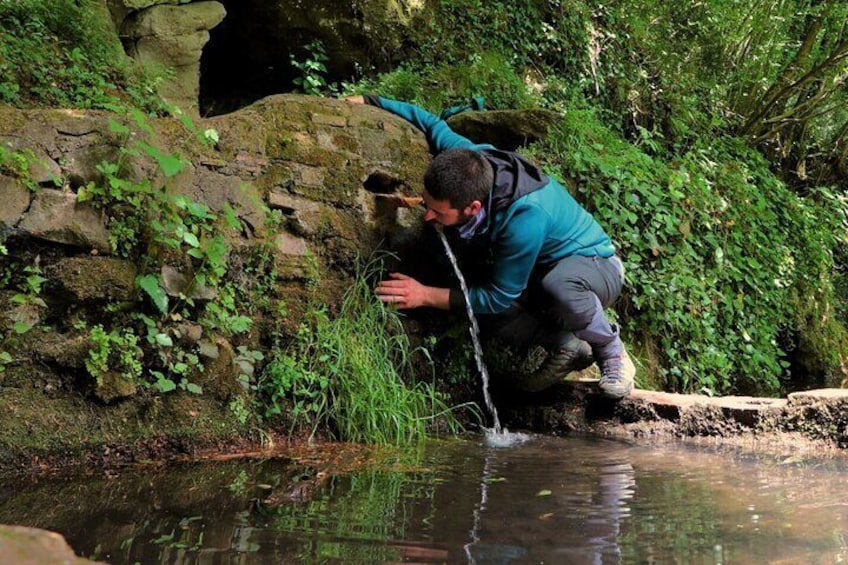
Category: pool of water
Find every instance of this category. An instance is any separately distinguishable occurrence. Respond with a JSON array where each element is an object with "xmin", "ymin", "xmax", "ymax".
[{"xmin": 1, "ymin": 435, "xmax": 846, "ymax": 564}]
